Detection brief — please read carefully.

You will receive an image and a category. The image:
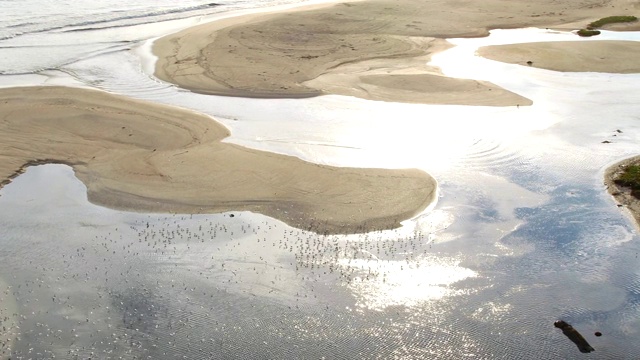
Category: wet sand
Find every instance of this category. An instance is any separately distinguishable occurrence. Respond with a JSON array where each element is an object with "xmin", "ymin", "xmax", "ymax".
[
  {"xmin": 0, "ymin": 86, "xmax": 436, "ymax": 234},
  {"xmin": 478, "ymin": 41, "xmax": 640, "ymax": 73},
  {"xmin": 605, "ymin": 155, "xmax": 640, "ymax": 229},
  {"xmin": 153, "ymin": 0, "xmax": 638, "ymax": 104}
]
